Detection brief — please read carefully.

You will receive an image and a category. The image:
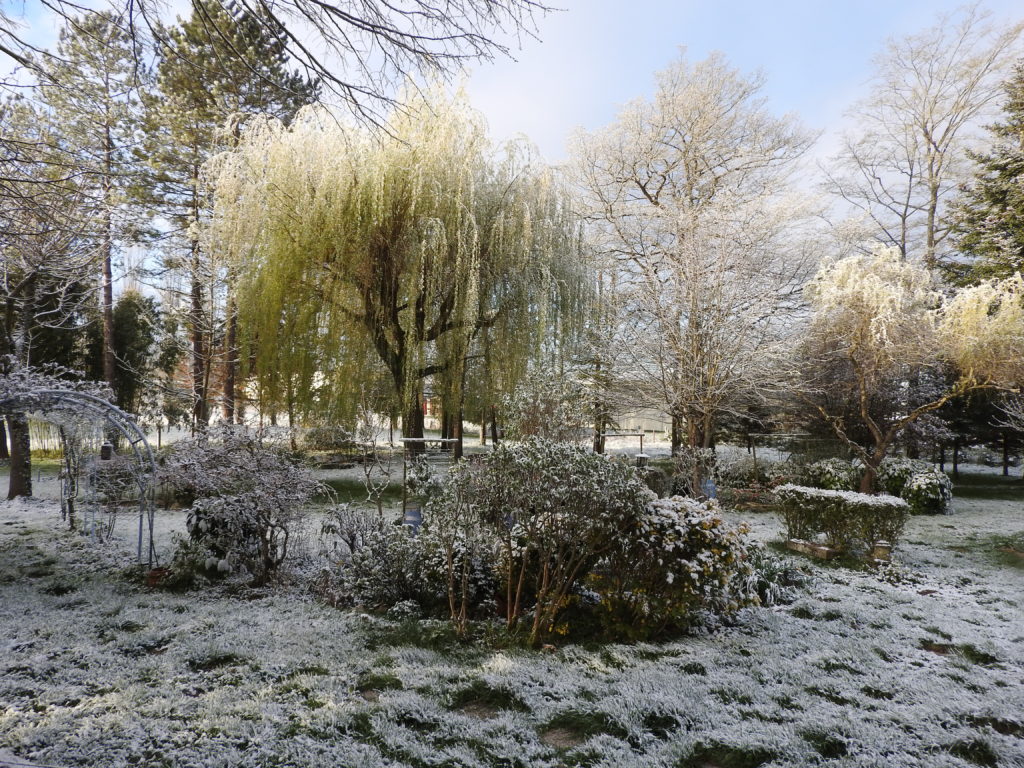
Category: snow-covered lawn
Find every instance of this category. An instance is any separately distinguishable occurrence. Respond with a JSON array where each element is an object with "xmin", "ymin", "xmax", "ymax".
[{"xmin": 1, "ymin": 485, "xmax": 1022, "ymax": 768}]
